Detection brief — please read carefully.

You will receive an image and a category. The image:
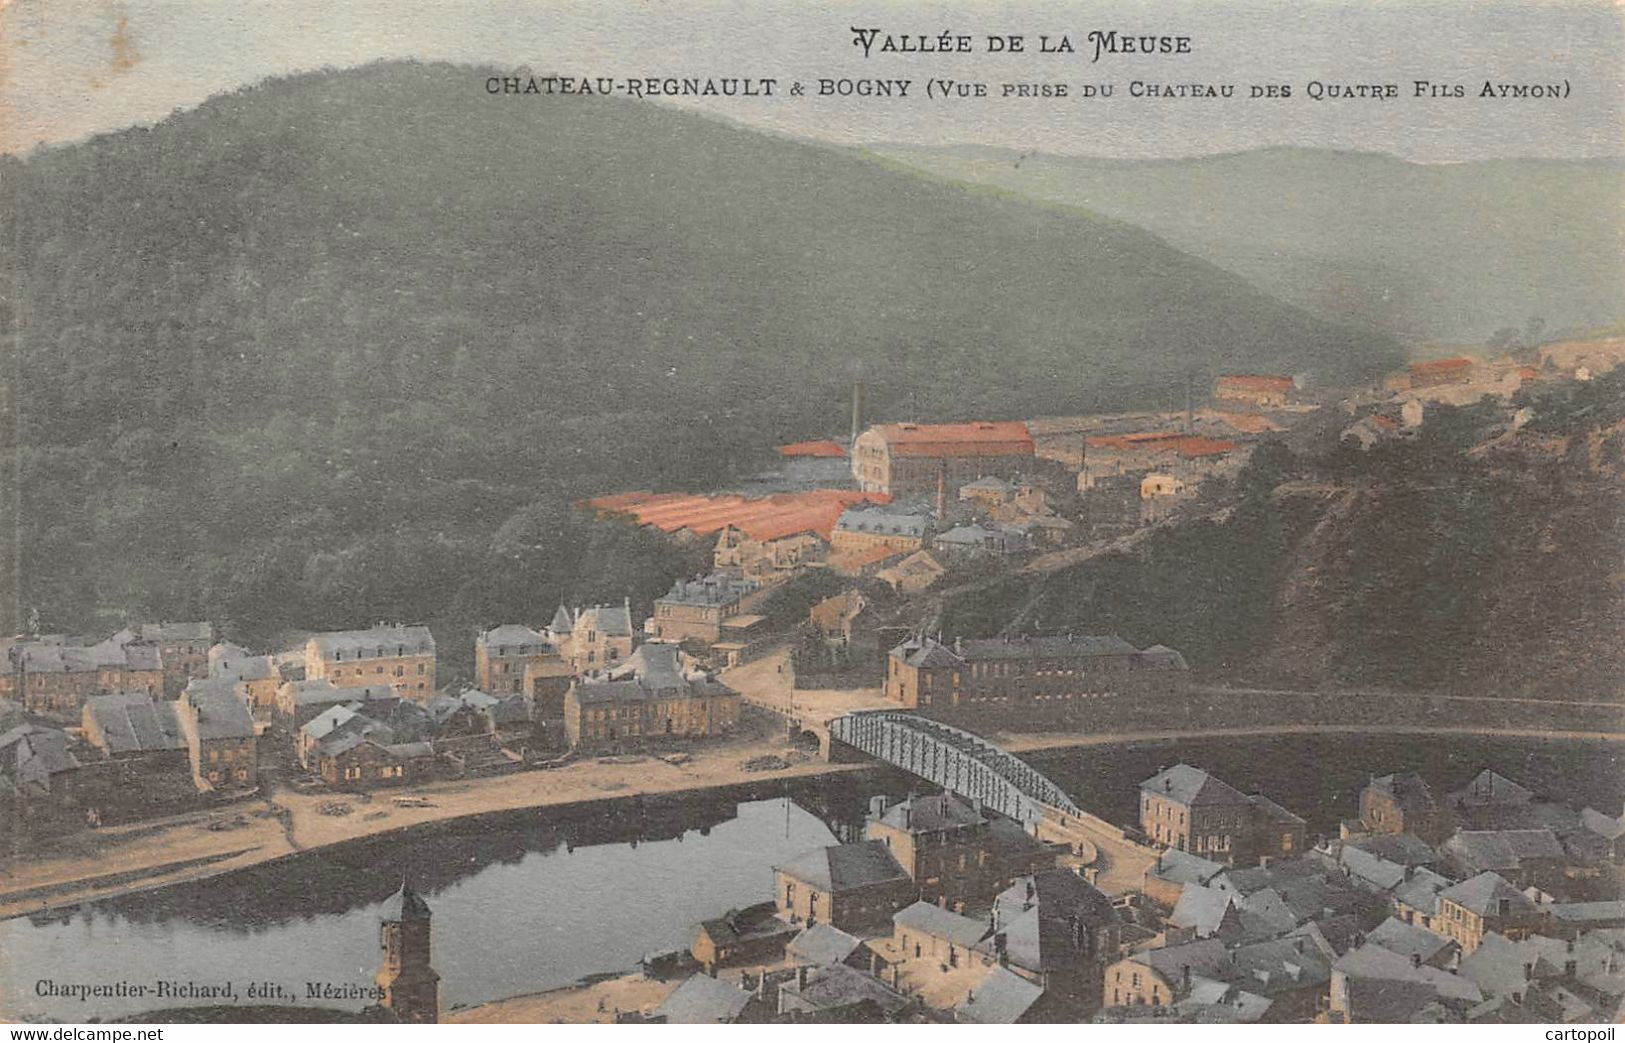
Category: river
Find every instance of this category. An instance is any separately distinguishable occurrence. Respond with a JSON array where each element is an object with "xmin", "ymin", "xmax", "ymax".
[{"xmin": 1, "ymin": 733, "xmax": 1619, "ymax": 1022}]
